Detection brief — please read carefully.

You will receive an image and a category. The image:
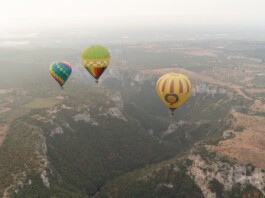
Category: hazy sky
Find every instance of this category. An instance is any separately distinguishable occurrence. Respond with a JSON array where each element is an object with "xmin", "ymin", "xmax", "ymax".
[{"xmin": 1, "ymin": 0, "xmax": 265, "ymax": 31}]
